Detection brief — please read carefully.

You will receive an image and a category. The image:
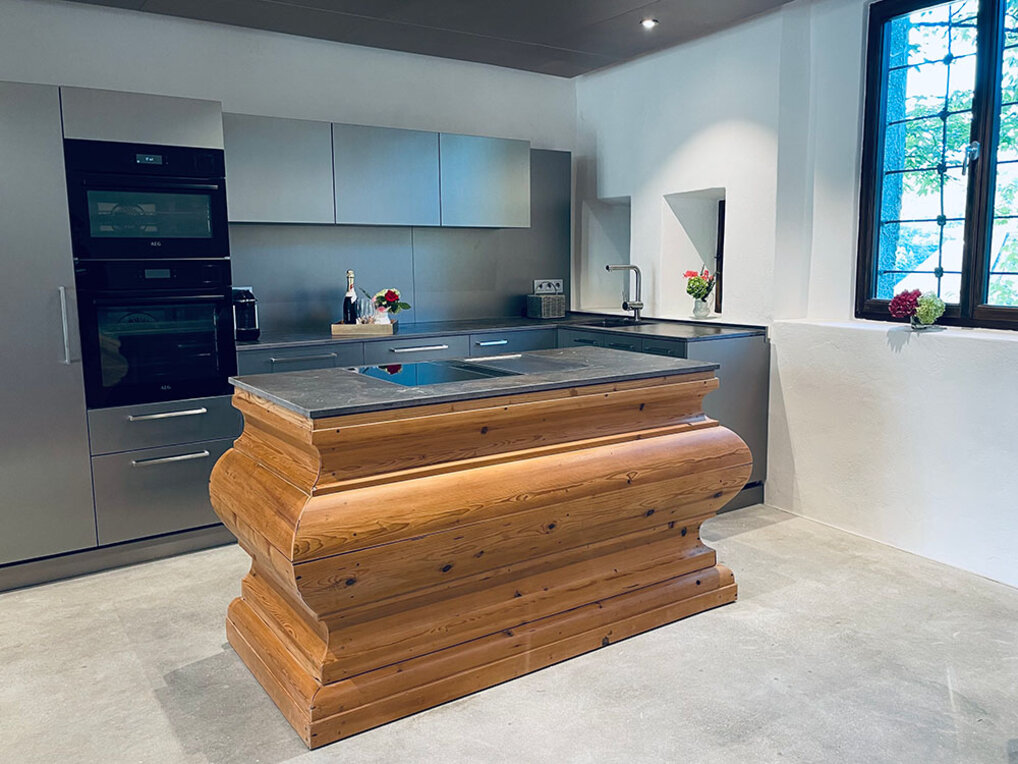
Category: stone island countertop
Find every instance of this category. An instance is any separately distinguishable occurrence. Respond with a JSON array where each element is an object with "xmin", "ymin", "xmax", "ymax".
[{"xmin": 229, "ymin": 345, "xmax": 718, "ymax": 418}]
